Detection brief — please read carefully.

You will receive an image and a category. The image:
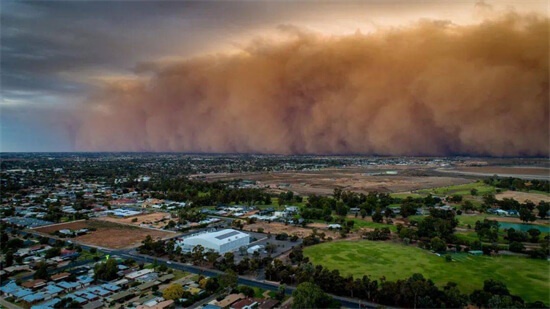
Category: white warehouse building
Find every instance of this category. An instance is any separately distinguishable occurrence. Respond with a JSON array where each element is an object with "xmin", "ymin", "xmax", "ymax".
[{"xmin": 175, "ymin": 229, "xmax": 250, "ymax": 254}]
